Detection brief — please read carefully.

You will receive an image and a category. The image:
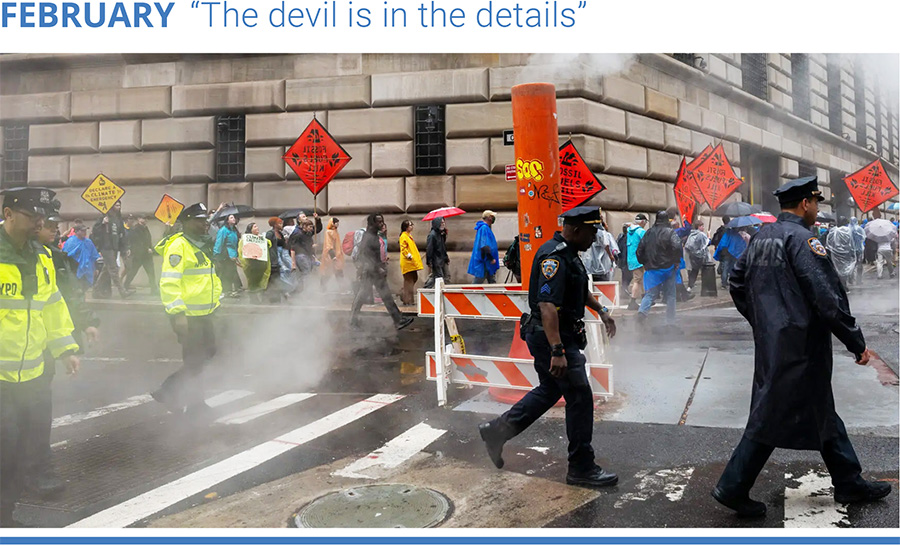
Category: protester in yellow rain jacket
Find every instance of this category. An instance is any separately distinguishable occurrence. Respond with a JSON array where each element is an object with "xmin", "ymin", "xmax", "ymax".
[
  {"xmin": 151, "ymin": 203, "xmax": 222, "ymax": 419},
  {"xmin": 399, "ymin": 219, "xmax": 423, "ymax": 305},
  {"xmin": 0, "ymin": 187, "xmax": 79, "ymax": 527}
]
